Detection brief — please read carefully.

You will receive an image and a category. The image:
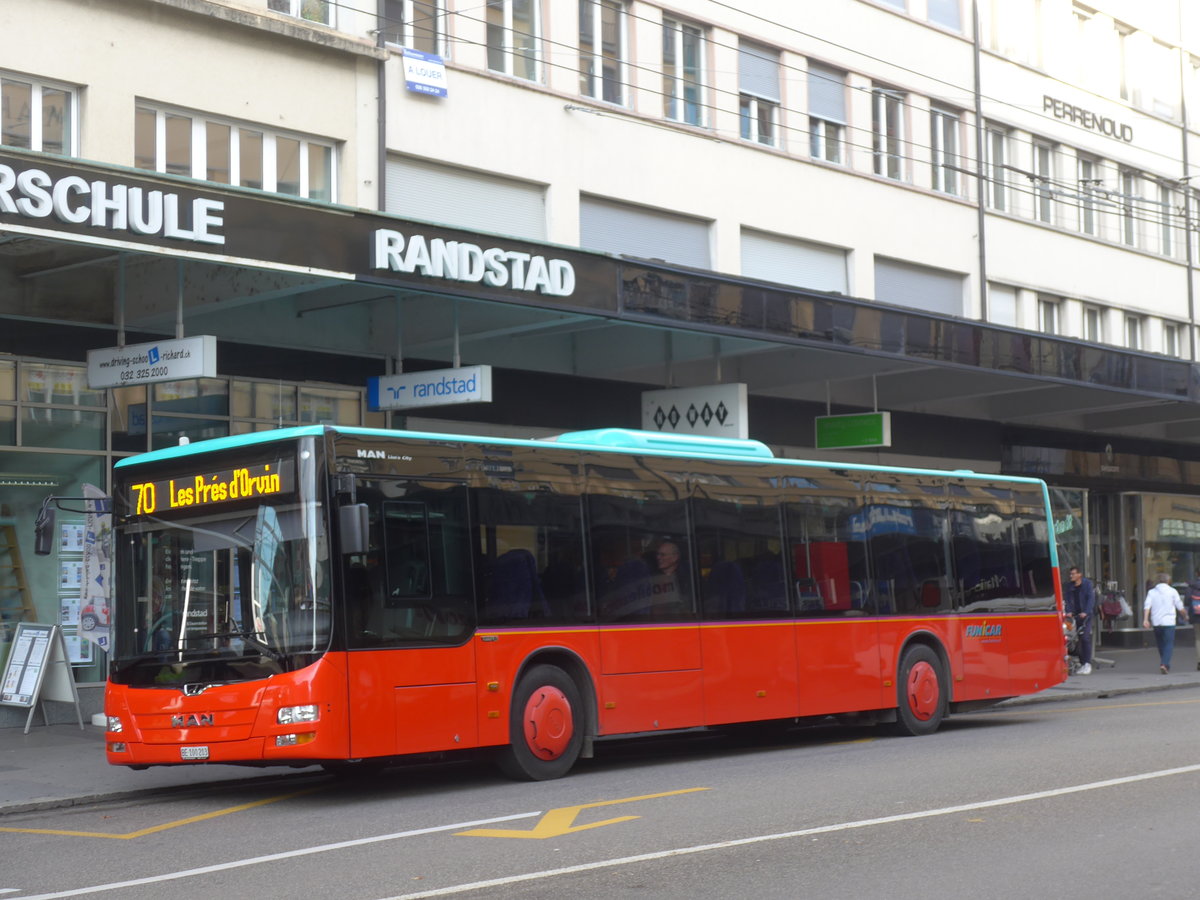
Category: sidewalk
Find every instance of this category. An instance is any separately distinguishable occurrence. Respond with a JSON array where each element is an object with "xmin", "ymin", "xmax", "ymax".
[{"xmin": 2, "ymin": 645, "xmax": 1198, "ymax": 816}]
